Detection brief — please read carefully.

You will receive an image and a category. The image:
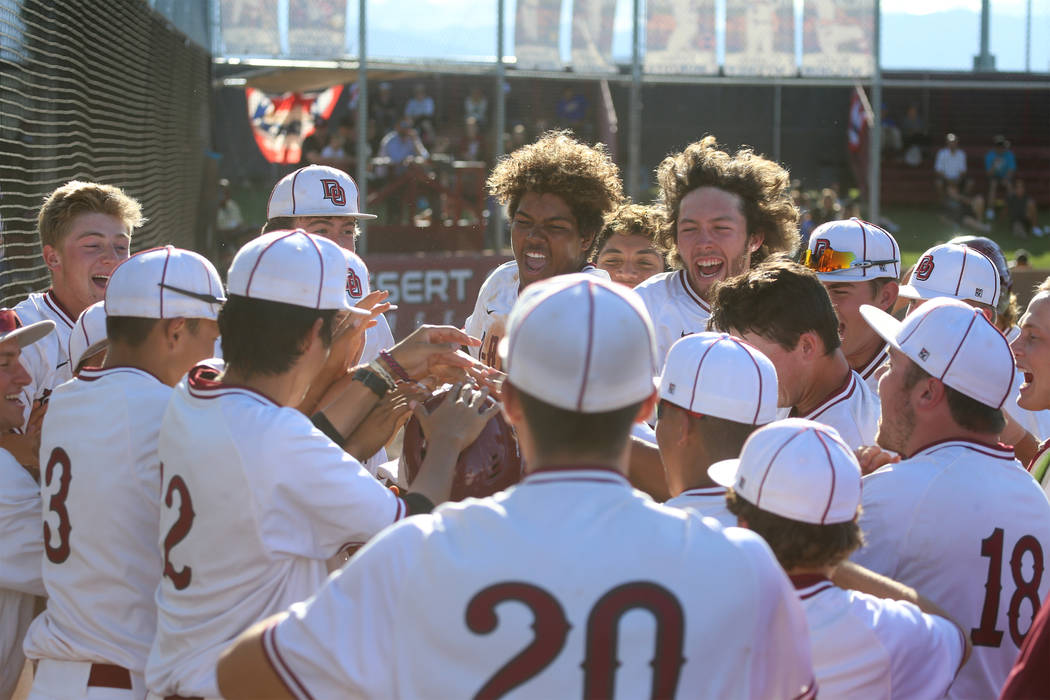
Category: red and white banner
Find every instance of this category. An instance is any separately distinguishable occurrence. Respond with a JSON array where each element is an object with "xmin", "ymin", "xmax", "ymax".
[
  {"xmin": 848, "ymin": 86, "xmax": 873, "ymax": 193},
  {"xmin": 571, "ymin": 0, "xmax": 617, "ymax": 73},
  {"xmin": 367, "ymin": 254, "xmax": 511, "ymax": 340},
  {"xmin": 802, "ymin": 0, "xmax": 875, "ymax": 77},
  {"xmin": 220, "ymin": 0, "xmax": 279, "ymax": 56},
  {"xmin": 644, "ymin": 0, "xmax": 717, "ymax": 75},
  {"xmin": 288, "ymin": 0, "xmax": 347, "ymax": 57},
  {"xmin": 245, "ymin": 86, "xmax": 343, "ymax": 164},
  {"xmin": 514, "ymin": 0, "xmax": 563, "ymax": 70},
  {"xmin": 724, "ymin": 0, "xmax": 795, "ymax": 76}
]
